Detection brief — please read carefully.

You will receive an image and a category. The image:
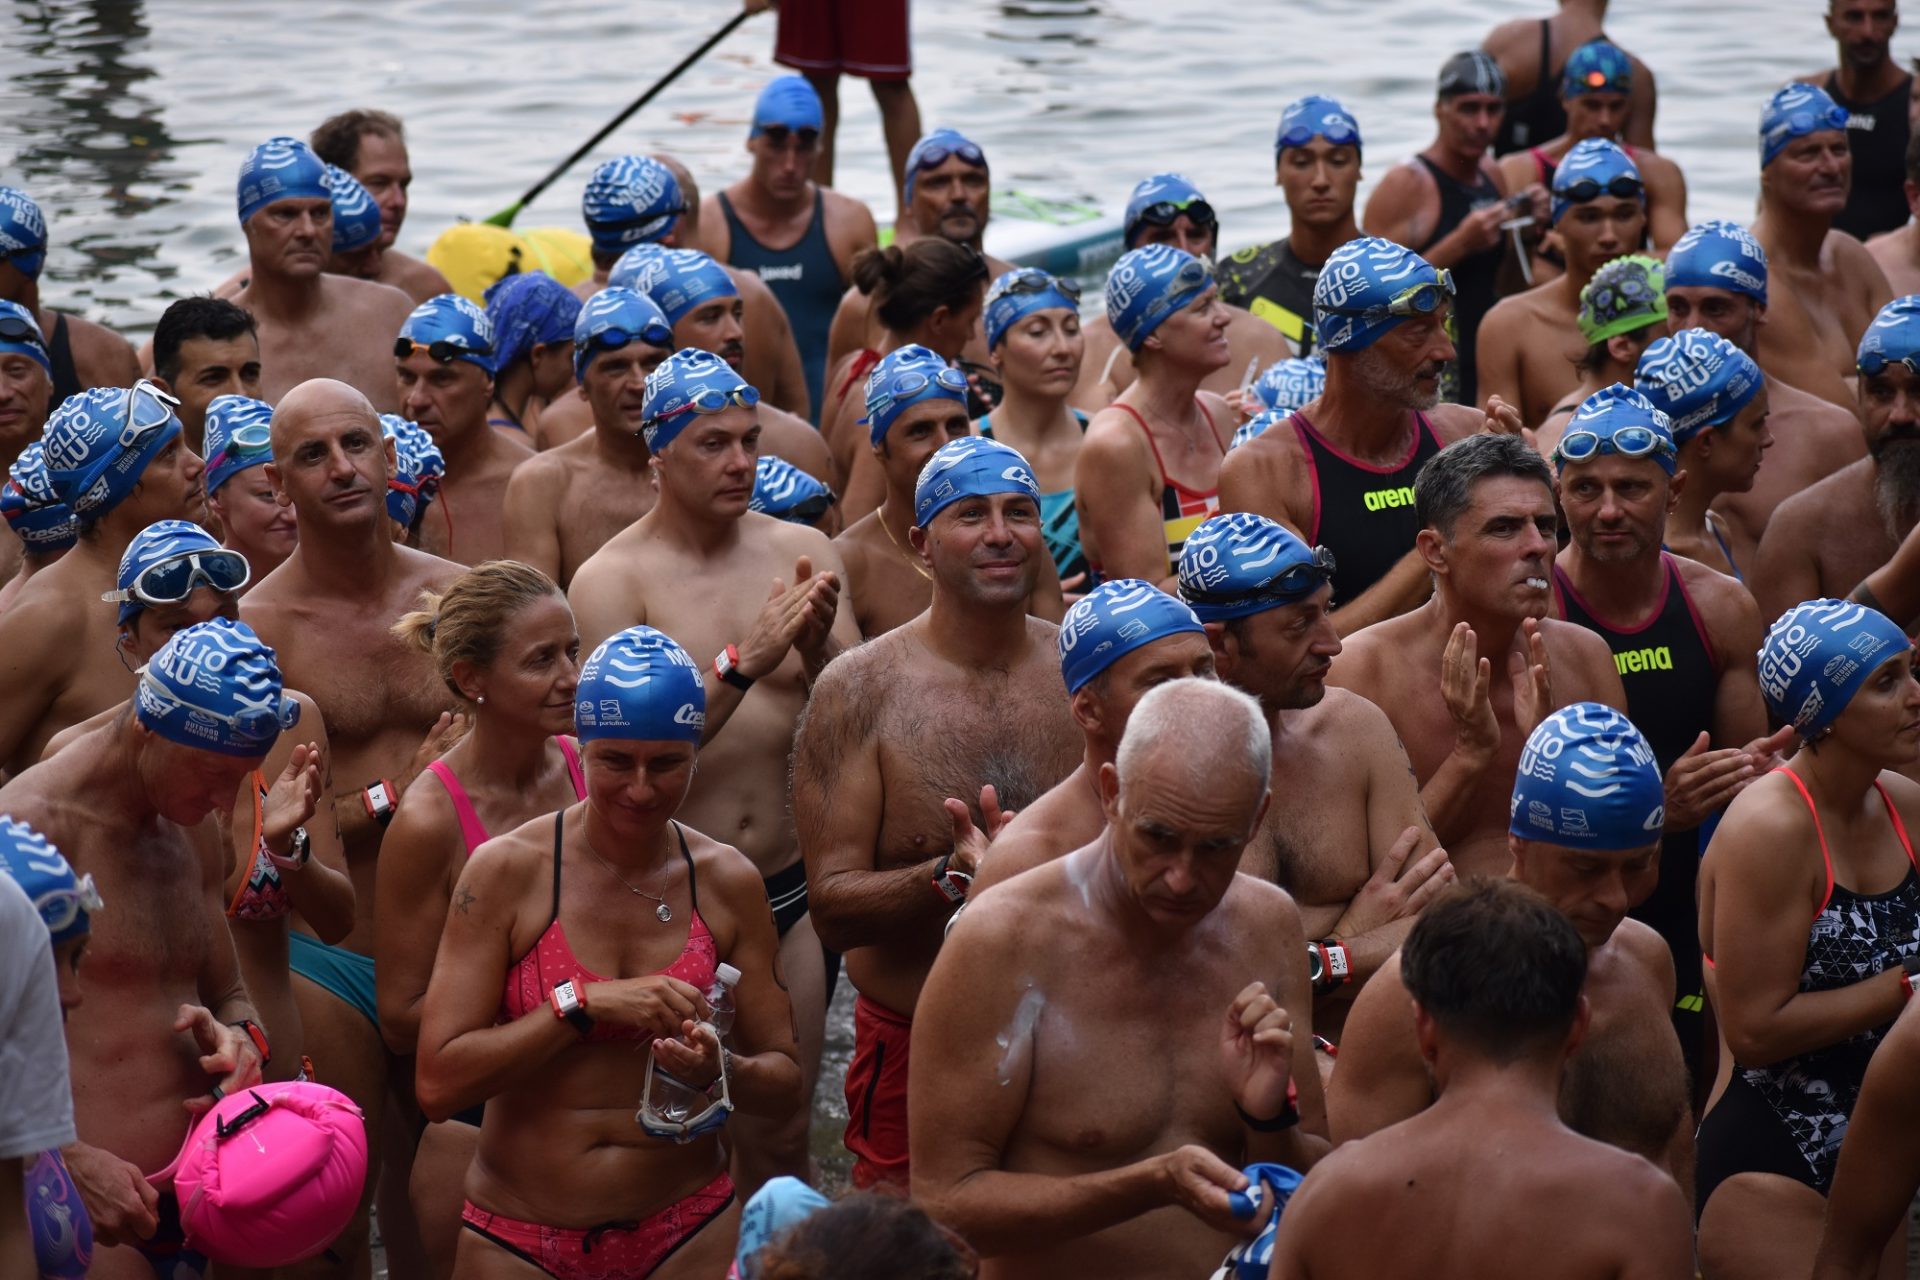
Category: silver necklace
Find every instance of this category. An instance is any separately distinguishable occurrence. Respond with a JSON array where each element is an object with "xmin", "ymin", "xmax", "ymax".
[{"xmin": 581, "ymin": 831, "xmax": 674, "ymax": 923}]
